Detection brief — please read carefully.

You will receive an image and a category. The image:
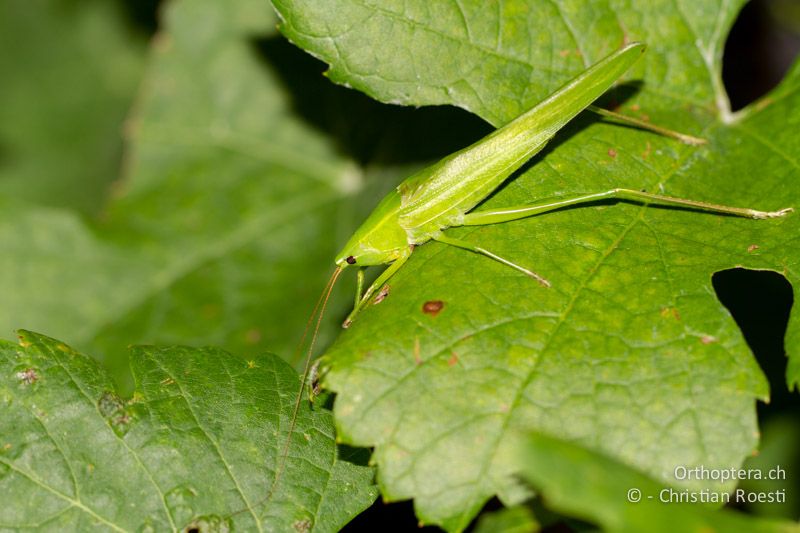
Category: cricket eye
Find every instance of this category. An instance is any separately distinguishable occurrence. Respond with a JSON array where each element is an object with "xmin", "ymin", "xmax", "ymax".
[{"xmin": 346, "ymin": 256, "xmax": 357, "ymax": 265}]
